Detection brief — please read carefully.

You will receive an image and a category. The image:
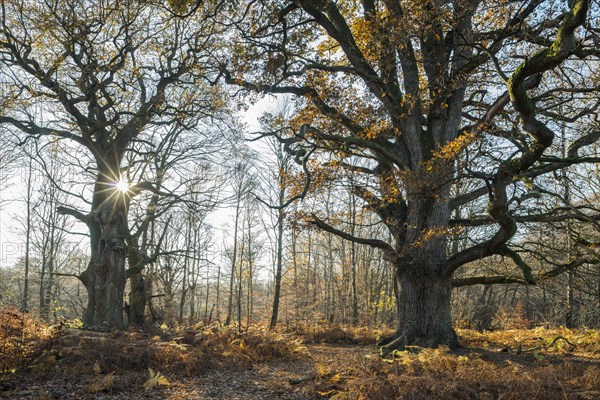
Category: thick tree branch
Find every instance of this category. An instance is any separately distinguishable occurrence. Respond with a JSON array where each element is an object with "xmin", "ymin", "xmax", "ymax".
[
  {"xmin": 447, "ymin": 0, "xmax": 590, "ymax": 273},
  {"xmin": 310, "ymin": 214, "xmax": 397, "ymax": 262},
  {"xmin": 57, "ymin": 206, "xmax": 92, "ymax": 225}
]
